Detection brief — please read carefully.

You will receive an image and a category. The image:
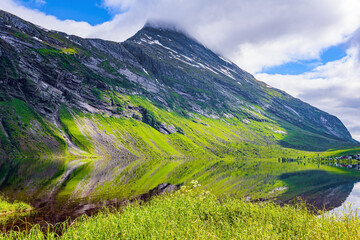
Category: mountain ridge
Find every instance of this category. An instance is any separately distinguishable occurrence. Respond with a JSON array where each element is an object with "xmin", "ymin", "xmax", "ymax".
[
  {"xmin": 123, "ymin": 24, "xmax": 354, "ymax": 140},
  {"xmin": 0, "ymin": 9, "xmax": 356, "ymax": 157},
  {"xmin": 0, "ymin": 9, "xmax": 358, "ymax": 201}
]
